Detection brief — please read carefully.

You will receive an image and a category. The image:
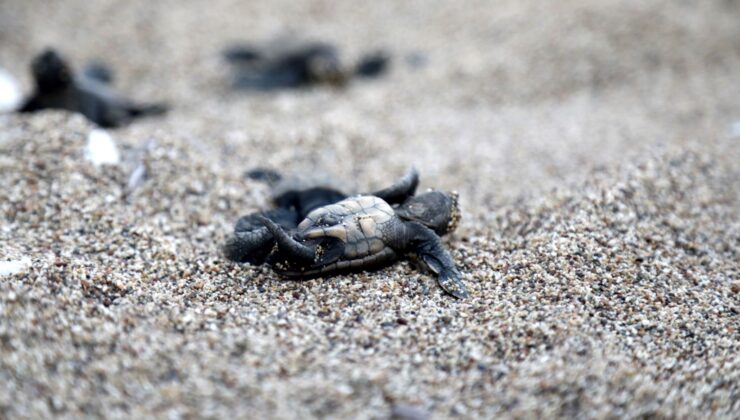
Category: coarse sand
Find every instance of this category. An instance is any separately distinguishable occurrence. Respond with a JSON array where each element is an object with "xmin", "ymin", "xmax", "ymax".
[{"xmin": 1, "ymin": 0, "xmax": 739, "ymax": 418}]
